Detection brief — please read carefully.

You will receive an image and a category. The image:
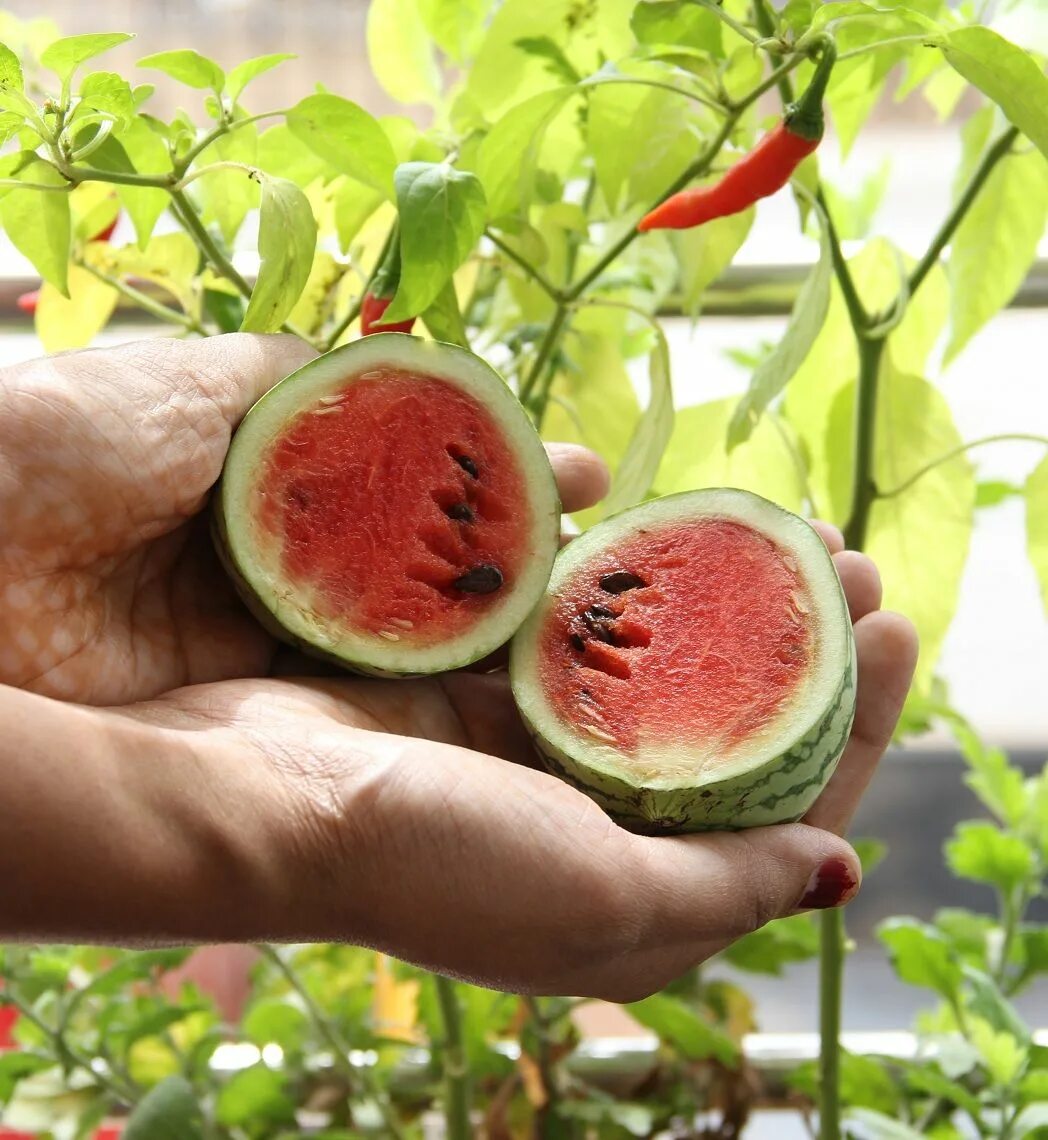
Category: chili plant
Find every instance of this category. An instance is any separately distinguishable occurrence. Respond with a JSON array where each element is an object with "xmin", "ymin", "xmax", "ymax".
[{"xmin": 0, "ymin": 0, "xmax": 1046, "ymax": 1137}]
